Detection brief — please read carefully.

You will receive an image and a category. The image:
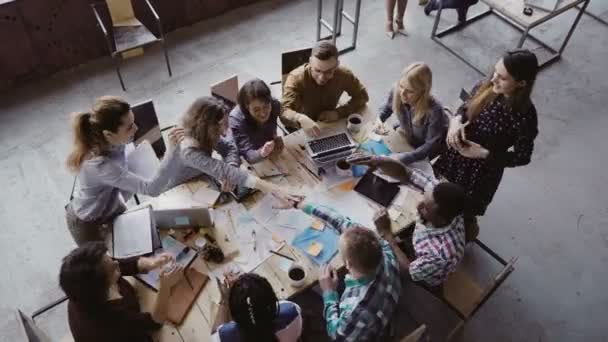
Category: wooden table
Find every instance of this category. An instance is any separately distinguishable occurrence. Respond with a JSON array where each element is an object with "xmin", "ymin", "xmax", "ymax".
[
  {"xmin": 130, "ymin": 110, "xmax": 423, "ymax": 342},
  {"xmin": 430, "ymin": 0, "xmax": 591, "ymax": 75}
]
